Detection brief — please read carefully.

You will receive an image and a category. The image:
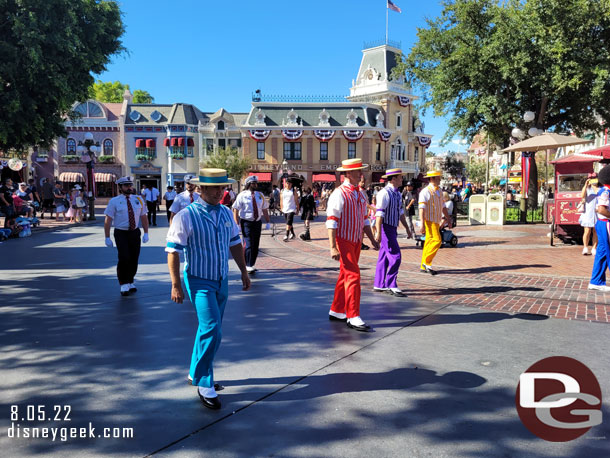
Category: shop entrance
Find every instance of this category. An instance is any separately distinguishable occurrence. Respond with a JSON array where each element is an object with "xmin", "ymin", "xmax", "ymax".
[{"xmin": 137, "ymin": 175, "xmax": 161, "ymax": 194}]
